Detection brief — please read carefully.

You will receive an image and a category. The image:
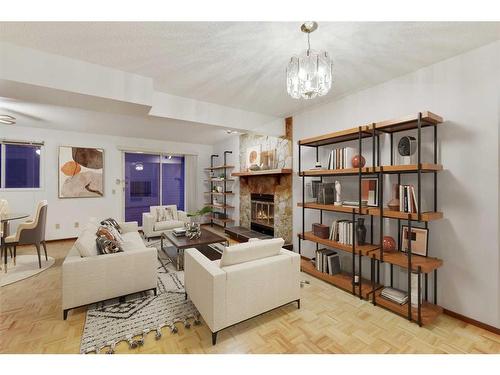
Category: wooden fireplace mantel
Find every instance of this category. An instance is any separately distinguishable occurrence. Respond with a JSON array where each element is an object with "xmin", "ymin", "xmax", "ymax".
[{"xmin": 231, "ymin": 168, "xmax": 292, "ymax": 177}]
